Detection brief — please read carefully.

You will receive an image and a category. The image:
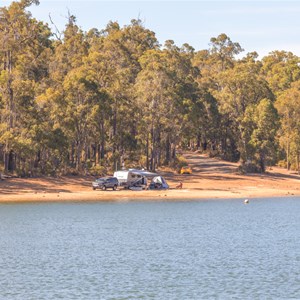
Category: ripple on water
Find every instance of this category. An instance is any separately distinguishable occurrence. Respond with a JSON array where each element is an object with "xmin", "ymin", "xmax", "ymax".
[{"xmin": 0, "ymin": 198, "xmax": 300, "ymax": 299}]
